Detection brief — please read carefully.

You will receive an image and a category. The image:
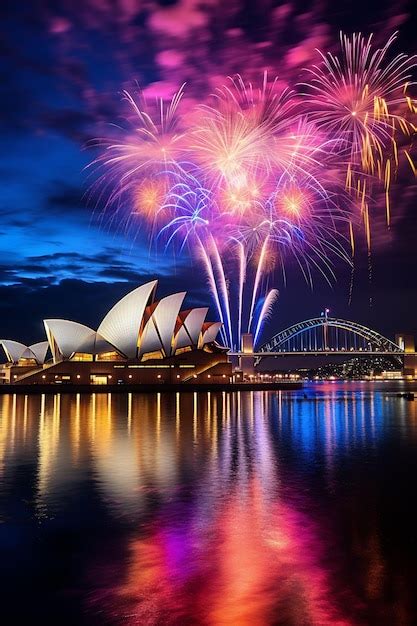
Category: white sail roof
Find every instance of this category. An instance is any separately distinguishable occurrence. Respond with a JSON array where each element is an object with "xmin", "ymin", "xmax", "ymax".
[
  {"xmin": 0, "ymin": 340, "xmax": 50, "ymax": 364},
  {"xmin": 139, "ymin": 292, "xmax": 186, "ymax": 357},
  {"xmin": 184, "ymin": 307, "xmax": 209, "ymax": 345},
  {"xmin": 0, "ymin": 340, "xmax": 28, "ymax": 363},
  {"xmin": 29, "ymin": 341, "xmax": 49, "ymax": 364},
  {"xmin": 44, "ymin": 320, "xmax": 97, "ymax": 360},
  {"xmin": 76, "ymin": 332, "xmax": 116, "ymax": 355},
  {"xmin": 174, "ymin": 307, "xmax": 208, "ymax": 350},
  {"xmin": 97, "ymin": 280, "xmax": 157, "ymax": 358},
  {"xmin": 137, "ymin": 307, "xmax": 161, "ymax": 356},
  {"xmin": 201, "ymin": 322, "xmax": 222, "ymax": 346},
  {"xmin": 4, "ymin": 282, "xmax": 225, "ymax": 365},
  {"xmin": 174, "ymin": 324, "xmax": 192, "ymax": 351}
]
